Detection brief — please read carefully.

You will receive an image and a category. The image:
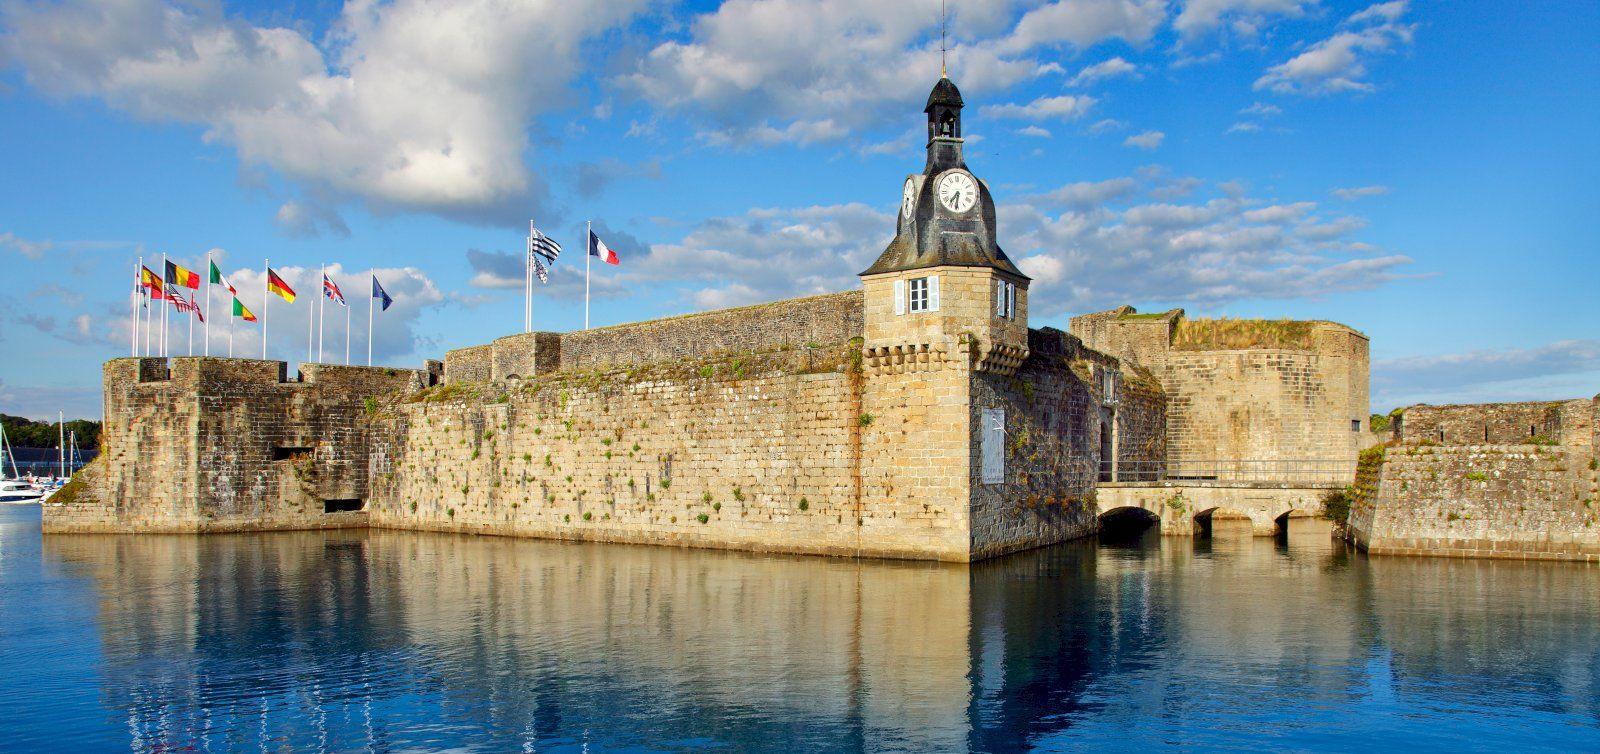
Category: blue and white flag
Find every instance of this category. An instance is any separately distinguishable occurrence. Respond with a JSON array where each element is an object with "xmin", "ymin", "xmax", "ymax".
[{"xmin": 532, "ymin": 256, "xmax": 549, "ymax": 284}]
